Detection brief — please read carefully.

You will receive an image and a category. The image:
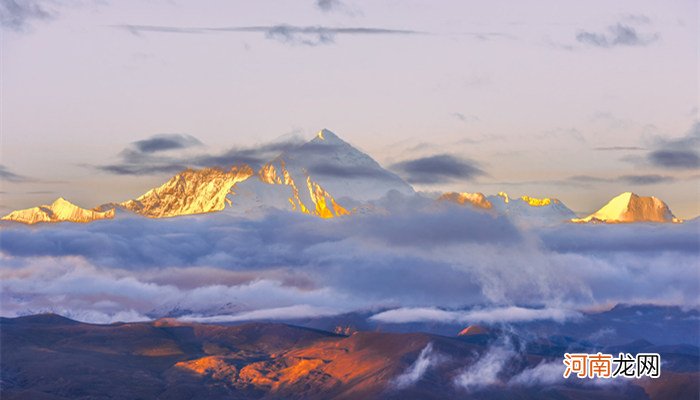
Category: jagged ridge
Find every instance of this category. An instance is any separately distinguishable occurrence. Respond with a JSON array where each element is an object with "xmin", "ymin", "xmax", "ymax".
[{"xmin": 116, "ymin": 166, "xmax": 254, "ymax": 218}]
